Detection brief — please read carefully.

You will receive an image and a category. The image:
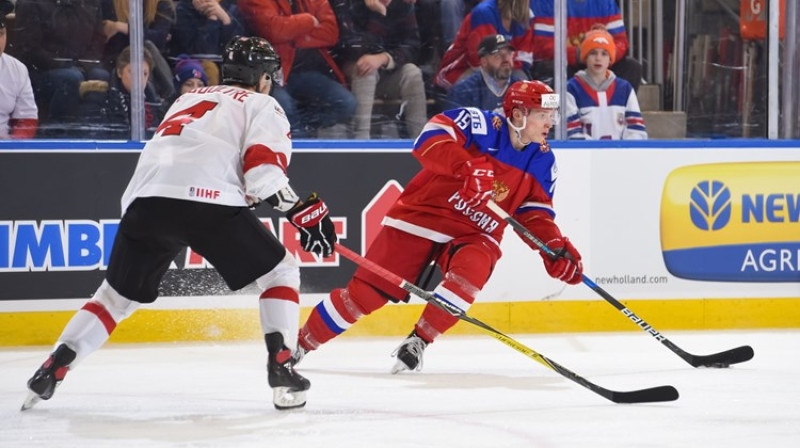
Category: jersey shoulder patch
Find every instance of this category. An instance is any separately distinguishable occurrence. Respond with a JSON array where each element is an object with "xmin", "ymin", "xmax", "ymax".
[{"xmin": 445, "ymin": 107, "xmax": 491, "ymax": 136}]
